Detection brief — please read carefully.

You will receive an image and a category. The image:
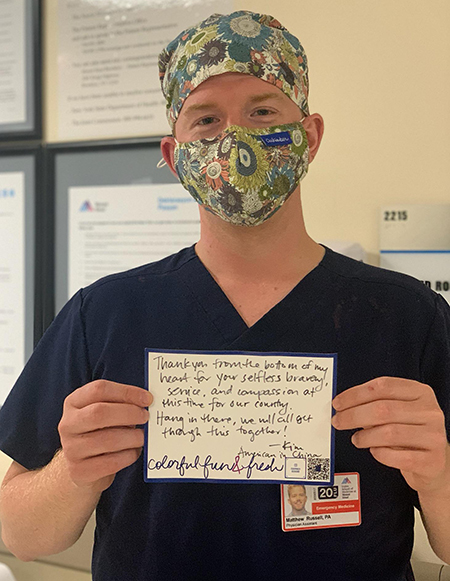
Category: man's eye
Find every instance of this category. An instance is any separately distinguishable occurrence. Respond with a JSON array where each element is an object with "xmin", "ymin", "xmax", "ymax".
[
  {"xmin": 197, "ymin": 117, "xmax": 217, "ymax": 126},
  {"xmin": 253, "ymin": 109, "xmax": 273, "ymax": 116}
]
